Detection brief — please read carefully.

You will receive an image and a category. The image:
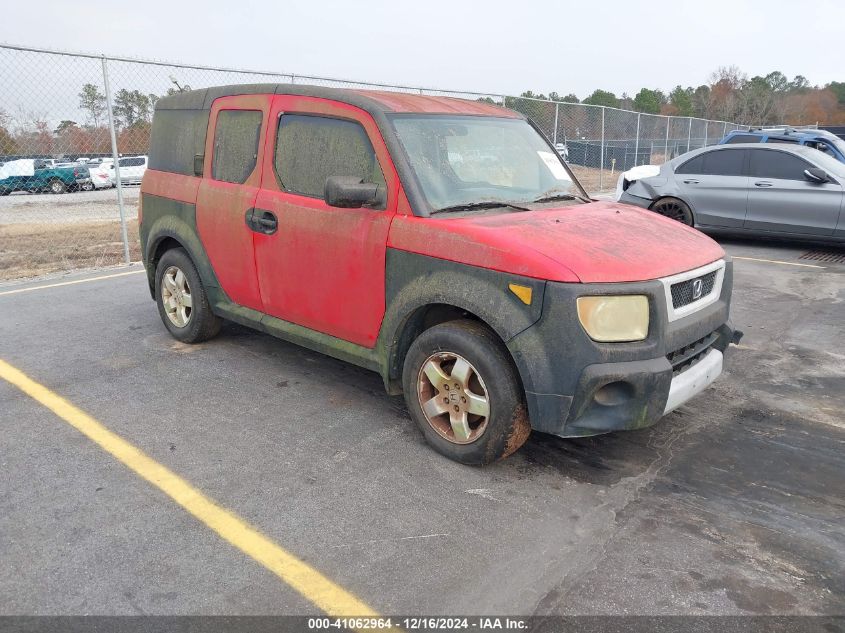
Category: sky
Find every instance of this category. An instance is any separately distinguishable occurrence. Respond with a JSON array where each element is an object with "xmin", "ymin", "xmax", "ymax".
[{"xmin": 2, "ymin": 0, "xmax": 843, "ymax": 99}]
